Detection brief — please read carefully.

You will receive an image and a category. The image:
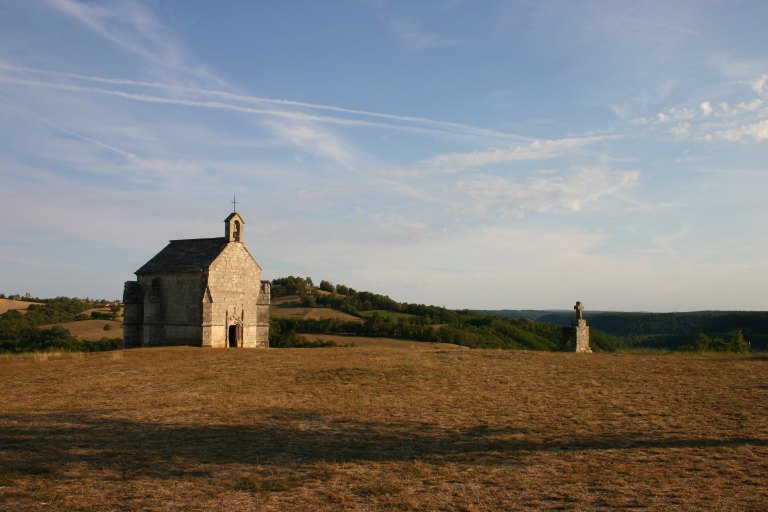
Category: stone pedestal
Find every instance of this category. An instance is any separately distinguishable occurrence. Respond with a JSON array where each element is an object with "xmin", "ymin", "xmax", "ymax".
[{"xmin": 561, "ymin": 319, "xmax": 592, "ymax": 353}]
